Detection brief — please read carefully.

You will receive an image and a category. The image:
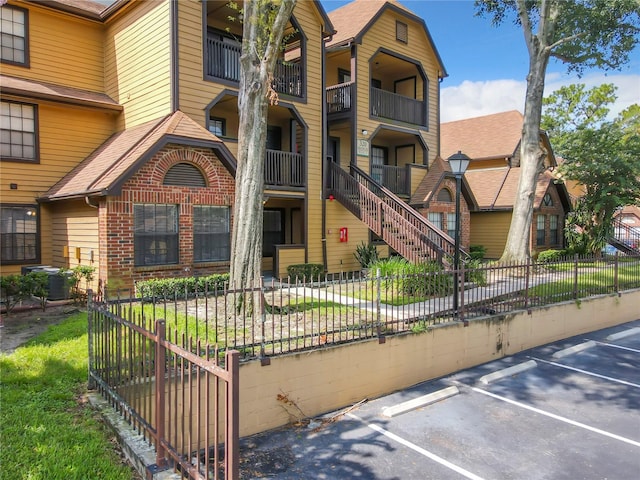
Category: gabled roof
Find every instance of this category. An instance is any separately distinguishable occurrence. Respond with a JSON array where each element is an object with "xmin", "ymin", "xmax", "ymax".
[
  {"xmin": 440, "ymin": 110, "xmax": 524, "ymax": 162},
  {"xmin": 1, "ymin": 74, "xmax": 121, "ymax": 111},
  {"xmin": 26, "ymin": 0, "xmax": 108, "ymax": 20},
  {"xmin": 464, "ymin": 167, "xmax": 571, "ymax": 212},
  {"xmin": 410, "ymin": 156, "xmax": 478, "ymax": 210},
  {"xmin": 41, "ymin": 111, "xmax": 235, "ymax": 201},
  {"xmin": 326, "ymin": 0, "xmax": 446, "ymax": 76}
]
